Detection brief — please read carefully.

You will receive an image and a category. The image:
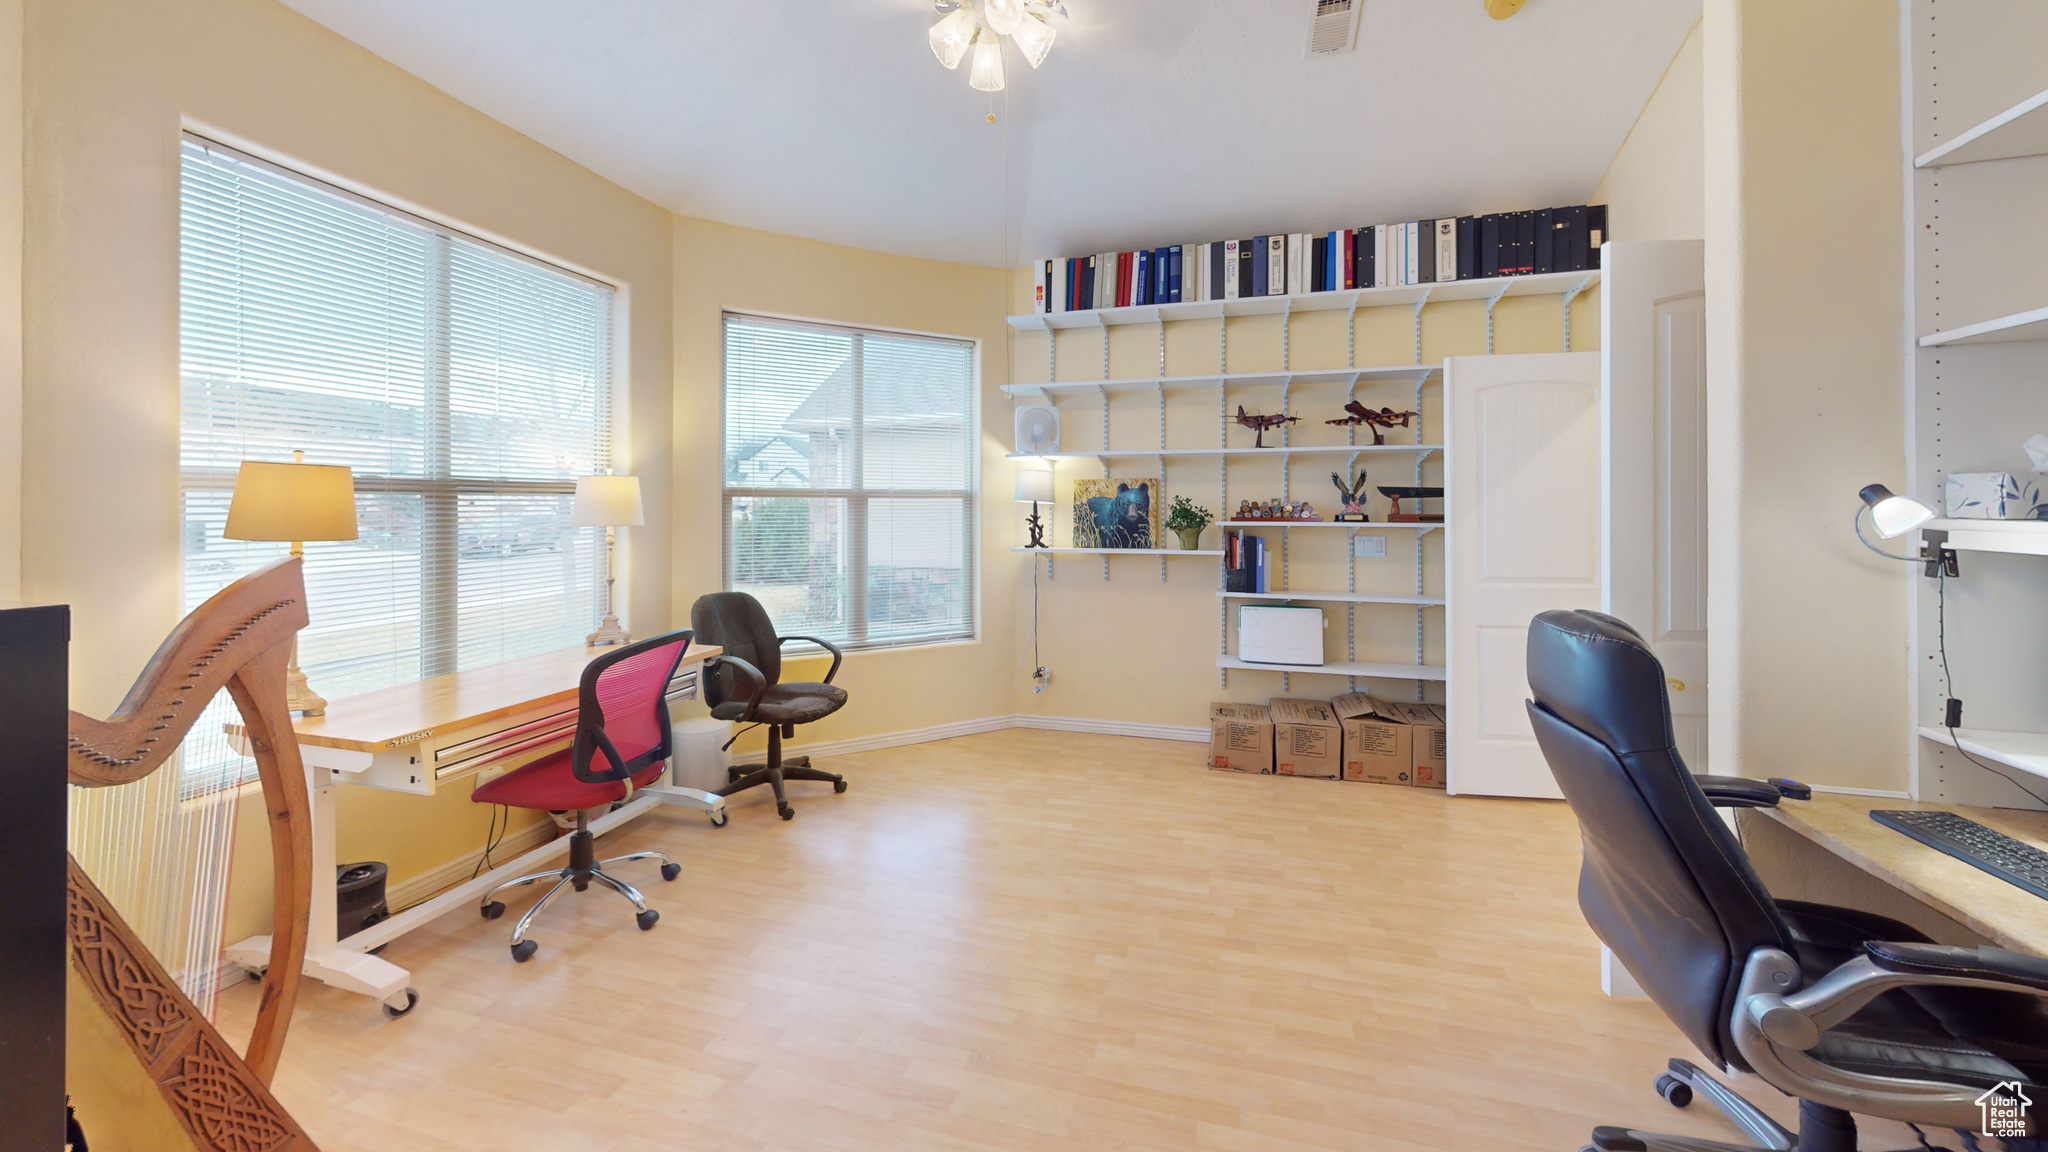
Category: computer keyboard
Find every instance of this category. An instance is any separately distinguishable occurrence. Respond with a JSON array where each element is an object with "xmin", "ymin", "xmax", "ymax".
[{"xmin": 1871, "ymin": 809, "xmax": 2048, "ymax": 901}]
